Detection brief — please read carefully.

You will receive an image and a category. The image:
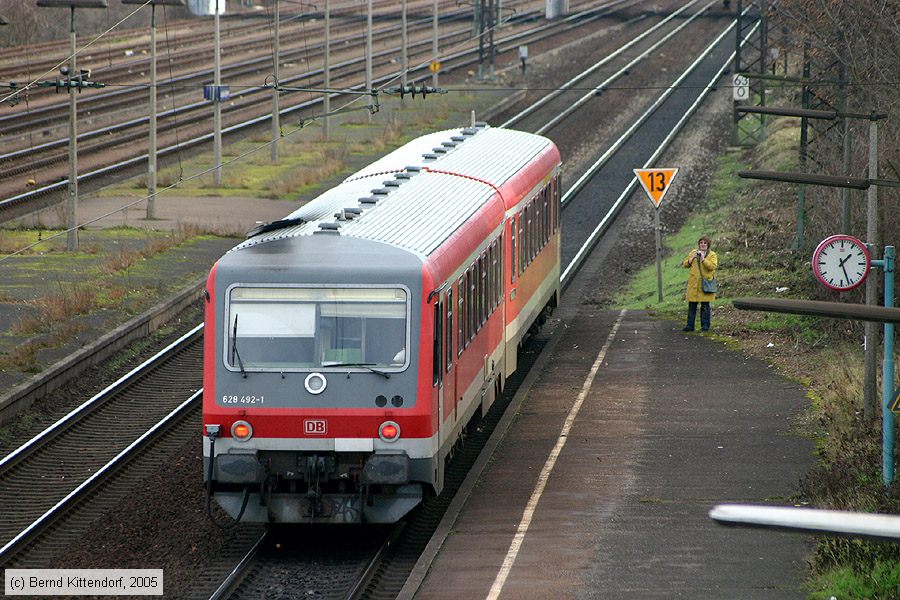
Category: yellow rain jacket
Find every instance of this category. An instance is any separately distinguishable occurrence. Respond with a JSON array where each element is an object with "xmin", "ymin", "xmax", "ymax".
[{"xmin": 683, "ymin": 250, "xmax": 718, "ymax": 302}]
